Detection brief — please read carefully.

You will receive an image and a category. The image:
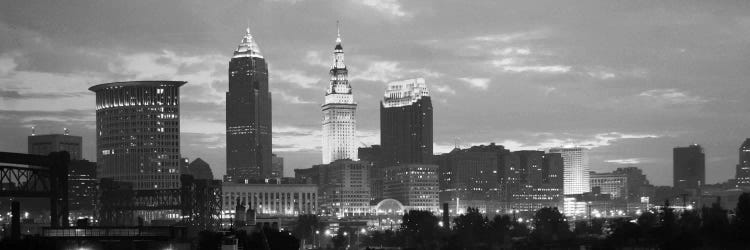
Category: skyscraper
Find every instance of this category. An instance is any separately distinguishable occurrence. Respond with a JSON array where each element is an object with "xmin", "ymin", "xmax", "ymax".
[
  {"xmin": 226, "ymin": 27, "xmax": 272, "ymax": 182},
  {"xmin": 322, "ymin": 25, "xmax": 357, "ymax": 164},
  {"xmin": 89, "ymin": 81, "xmax": 185, "ymax": 190},
  {"xmin": 380, "ymin": 78, "xmax": 433, "ymax": 166},
  {"xmin": 28, "ymin": 133, "xmax": 83, "ymax": 160},
  {"xmin": 673, "ymin": 144, "xmax": 705, "ymax": 190},
  {"xmin": 549, "ymin": 147, "xmax": 590, "ymax": 195},
  {"xmin": 737, "ymin": 139, "xmax": 750, "ymax": 187},
  {"xmin": 271, "ymin": 154, "xmax": 284, "ymax": 178}
]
